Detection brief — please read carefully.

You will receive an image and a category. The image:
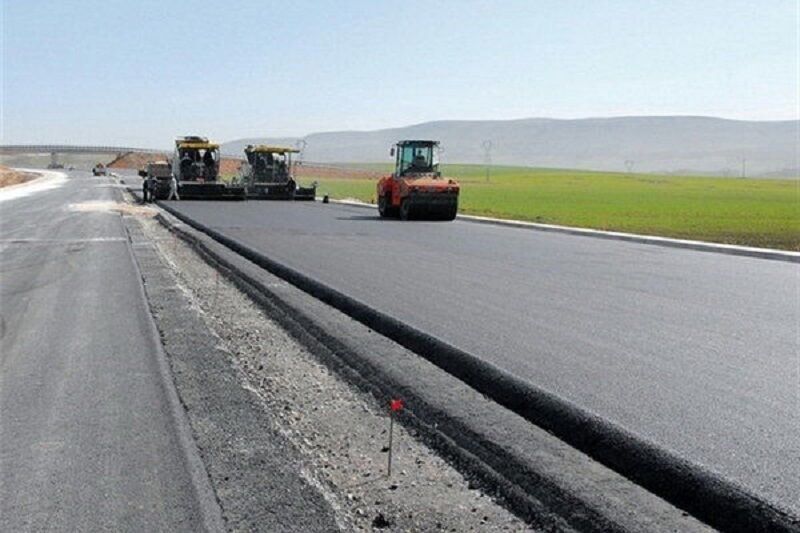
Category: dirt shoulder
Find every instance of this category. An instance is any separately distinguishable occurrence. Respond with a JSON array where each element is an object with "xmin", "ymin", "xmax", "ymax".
[{"xmin": 0, "ymin": 166, "xmax": 39, "ymax": 188}]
